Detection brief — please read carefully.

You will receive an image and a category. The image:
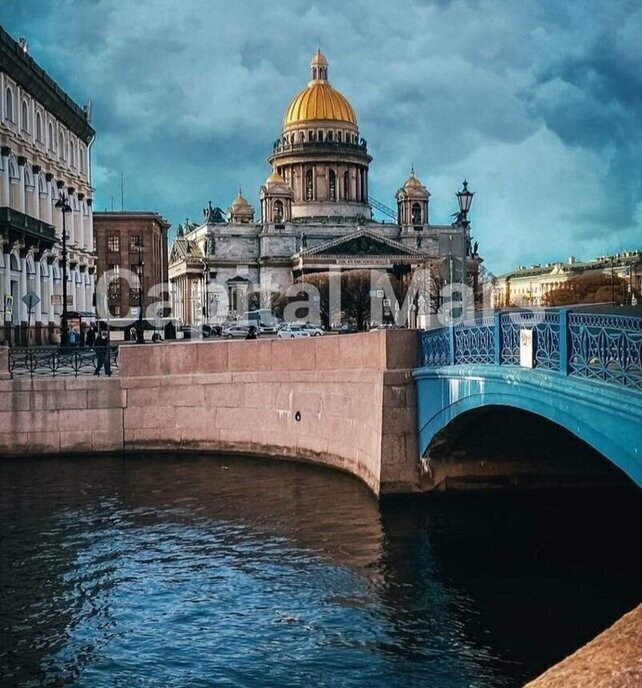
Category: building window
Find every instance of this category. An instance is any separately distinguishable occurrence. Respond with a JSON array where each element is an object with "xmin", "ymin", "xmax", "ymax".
[
  {"xmin": 329, "ymin": 169, "xmax": 336, "ymax": 201},
  {"xmin": 107, "ymin": 263, "xmax": 120, "ymax": 278},
  {"xmin": 274, "ymin": 199, "xmax": 284, "ymax": 222},
  {"xmin": 337, "ymin": 131, "xmax": 342, "ymax": 142},
  {"xmin": 318, "ymin": 130, "xmax": 323, "ymax": 142},
  {"xmin": 108, "ymin": 282, "xmax": 121, "ymax": 299},
  {"xmin": 107, "ymin": 235, "xmax": 120, "ymax": 252},
  {"xmin": 327, "ymin": 131, "xmax": 333, "ymax": 142},
  {"xmin": 79, "ymin": 147, "xmax": 85, "ymax": 173},
  {"xmin": 21, "ymin": 100, "xmax": 28, "ymax": 132},
  {"xmin": 5, "ymin": 88, "xmax": 13, "ymax": 121},
  {"xmin": 48, "ymin": 122, "xmax": 54, "ymax": 150},
  {"xmin": 305, "ymin": 169, "xmax": 313, "ymax": 201},
  {"xmin": 343, "ymin": 171, "xmax": 349, "ymax": 201},
  {"xmin": 70, "ymin": 143, "xmax": 76, "ymax": 167},
  {"xmin": 59, "ymin": 132, "xmax": 65, "ymax": 159},
  {"xmin": 36, "ymin": 112, "xmax": 42, "ymax": 142},
  {"xmin": 411, "ymin": 203, "xmax": 422, "ymax": 224},
  {"xmin": 130, "ymin": 235, "xmax": 143, "ymax": 251},
  {"xmin": 130, "ymin": 263, "xmax": 143, "ymax": 278}
]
